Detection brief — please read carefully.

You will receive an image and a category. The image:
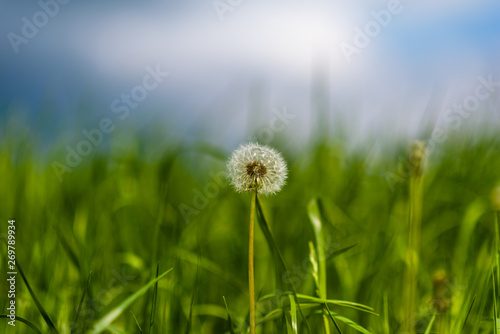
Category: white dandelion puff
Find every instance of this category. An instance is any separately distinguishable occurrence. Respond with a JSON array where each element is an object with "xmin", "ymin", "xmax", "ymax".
[{"xmin": 227, "ymin": 142, "xmax": 288, "ymax": 196}]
